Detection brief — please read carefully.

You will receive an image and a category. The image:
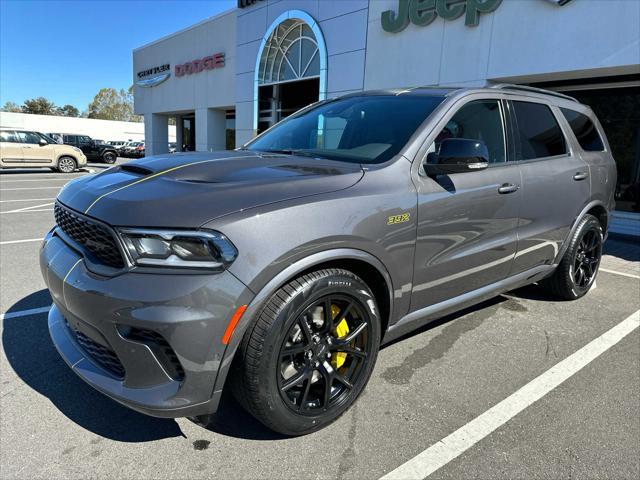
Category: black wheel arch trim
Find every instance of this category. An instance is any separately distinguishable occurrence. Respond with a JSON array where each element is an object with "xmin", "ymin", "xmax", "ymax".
[
  {"xmin": 209, "ymin": 248, "xmax": 394, "ymax": 407},
  {"xmin": 555, "ymin": 200, "xmax": 609, "ymax": 265}
]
